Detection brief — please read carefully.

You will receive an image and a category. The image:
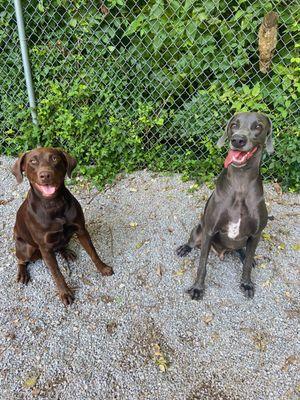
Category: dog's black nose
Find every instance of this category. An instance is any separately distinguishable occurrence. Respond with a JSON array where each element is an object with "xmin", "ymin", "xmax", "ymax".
[
  {"xmin": 39, "ymin": 170, "xmax": 52, "ymax": 181},
  {"xmin": 231, "ymin": 135, "xmax": 247, "ymax": 149}
]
